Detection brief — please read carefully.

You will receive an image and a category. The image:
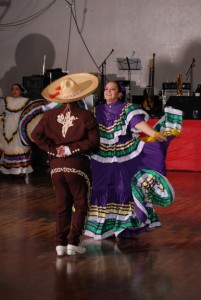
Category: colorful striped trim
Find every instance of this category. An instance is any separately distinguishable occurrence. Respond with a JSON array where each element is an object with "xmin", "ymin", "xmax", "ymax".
[
  {"xmin": 98, "ymin": 104, "xmax": 148, "ymax": 144},
  {"xmin": 19, "ymin": 99, "xmax": 46, "ymax": 146},
  {"xmin": 2, "ymin": 151, "xmax": 32, "ymax": 168}
]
